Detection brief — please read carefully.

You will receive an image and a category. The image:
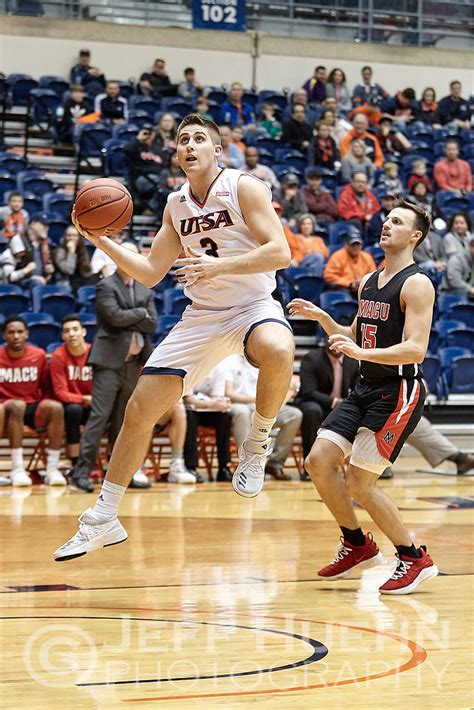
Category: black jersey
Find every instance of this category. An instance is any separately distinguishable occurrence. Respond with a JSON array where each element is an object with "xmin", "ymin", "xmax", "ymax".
[{"xmin": 356, "ymin": 263, "xmax": 426, "ymax": 381}]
